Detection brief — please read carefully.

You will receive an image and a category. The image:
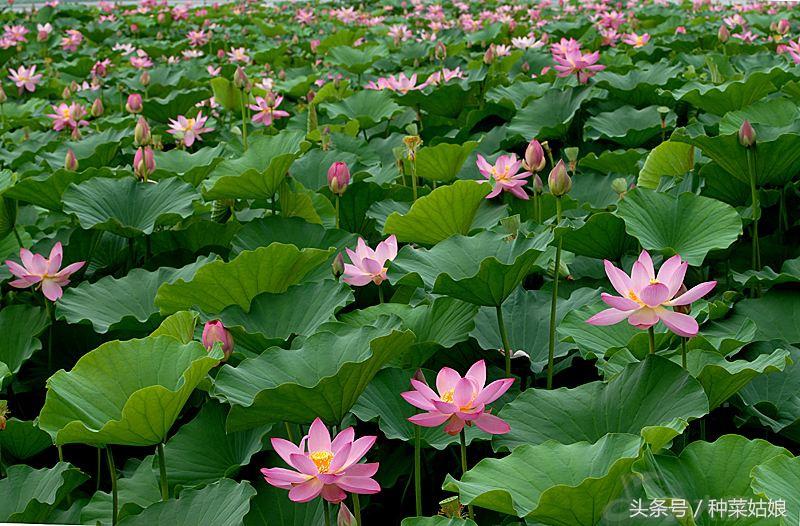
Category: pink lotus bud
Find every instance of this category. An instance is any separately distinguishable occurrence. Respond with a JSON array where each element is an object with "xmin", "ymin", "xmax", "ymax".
[
  {"xmin": 126, "ymin": 93, "xmax": 143, "ymax": 113},
  {"xmin": 337, "ymin": 503, "xmax": 356, "ymax": 526},
  {"xmin": 738, "ymin": 120, "xmax": 756, "ymax": 148},
  {"xmin": 157, "ymin": 12, "xmax": 167, "ymax": 24},
  {"xmin": 310, "ymin": 39, "xmax": 320, "ymax": 53},
  {"xmin": 37, "ymin": 27, "xmax": 50, "ymax": 41},
  {"xmin": 91, "ymin": 98, "xmax": 104, "ymax": 118},
  {"xmin": 62, "ymin": 86, "xmax": 72, "ymax": 100},
  {"xmin": 548, "ymin": 159, "xmax": 572, "ymax": 196},
  {"xmin": 776, "ymin": 19, "xmax": 790, "ymax": 35},
  {"xmin": 532, "ymin": 173, "xmax": 543, "ymax": 194},
  {"xmin": 327, "ymin": 161, "xmax": 351, "ymax": 196},
  {"xmin": 483, "ymin": 44, "xmax": 495, "ymax": 64},
  {"xmin": 65, "ymin": 148, "xmax": 78, "ymax": 171},
  {"xmin": 524, "ymin": 139, "xmax": 546, "ymax": 172},
  {"xmin": 140, "ymin": 70, "xmax": 150, "ymax": 86},
  {"xmin": 434, "ymin": 41, "xmax": 447, "ymax": 60},
  {"xmin": 202, "ymin": 320, "xmax": 234, "ymax": 361},
  {"xmin": 332, "ymin": 252, "xmax": 344, "ymax": 278},
  {"xmin": 233, "ymin": 66, "xmax": 249, "ymax": 90},
  {"xmin": 217, "ymin": 48, "xmax": 225, "ymax": 59},
  {"xmin": 133, "ymin": 146, "xmax": 155, "ymax": 181},
  {"xmin": 134, "ymin": 116, "xmax": 151, "ymax": 145},
  {"xmin": 718, "ymin": 25, "xmax": 730, "ymax": 42}
]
